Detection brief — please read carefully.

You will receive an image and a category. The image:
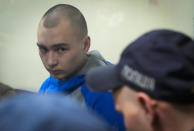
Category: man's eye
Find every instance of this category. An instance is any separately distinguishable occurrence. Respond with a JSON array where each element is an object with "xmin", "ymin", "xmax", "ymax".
[
  {"xmin": 39, "ymin": 48, "xmax": 47, "ymax": 54},
  {"xmin": 57, "ymin": 48, "xmax": 67, "ymax": 53}
]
